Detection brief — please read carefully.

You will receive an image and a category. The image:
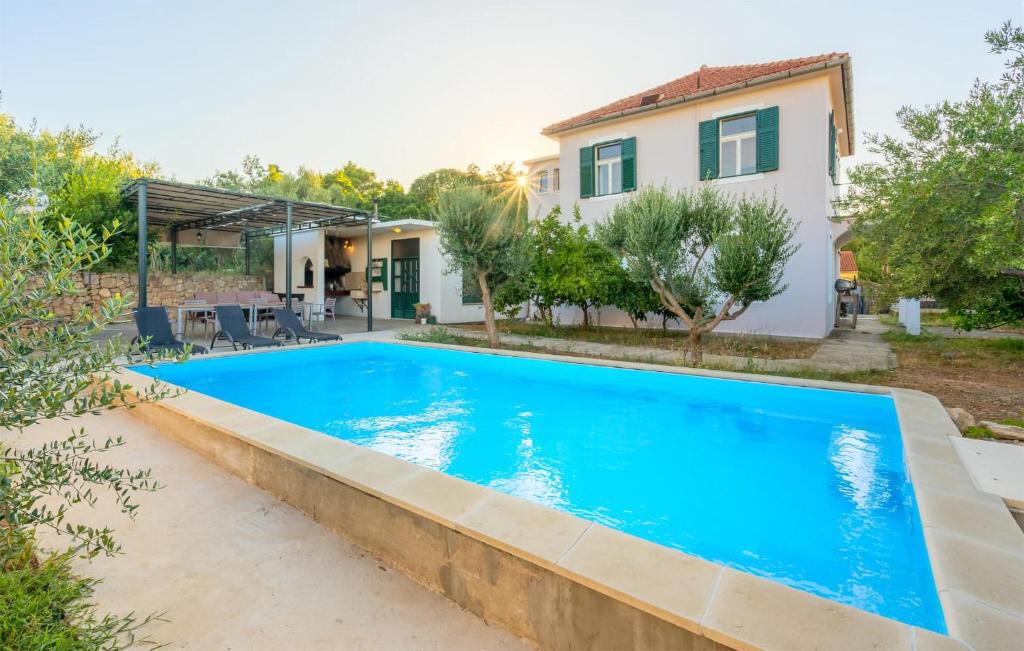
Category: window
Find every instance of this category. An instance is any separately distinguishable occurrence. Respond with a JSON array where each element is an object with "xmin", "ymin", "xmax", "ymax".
[
  {"xmin": 552, "ymin": 168, "xmax": 560, "ymax": 191},
  {"xmin": 596, "ymin": 142, "xmax": 622, "ymax": 196},
  {"xmin": 537, "ymin": 170, "xmax": 549, "ymax": 194},
  {"xmin": 461, "ymin": 273, "xmax": 482, "ymax": 304},
  {"xmin": 719, "ymin": 114, "xmax": 757, "ymax": 178},
  {"xmin": 699, "ymin": 107, "xmax": 777, "ymax": 181},
  {"xmin": 580, "ymin": 137, "xmax": 635, "ymax": 198}
]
